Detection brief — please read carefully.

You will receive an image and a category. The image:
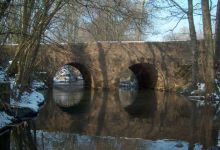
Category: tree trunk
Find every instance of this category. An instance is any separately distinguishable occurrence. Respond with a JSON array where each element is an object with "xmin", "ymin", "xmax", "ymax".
[
  {"xmin": 188, "ymin": 0, "xmax": 199, "ymax": 87},
  {"xmin": 201, "ymin": 0, "xmax": 214, "ymax": 97},
  {"xmin": 215, "ymin": 0, "xmax": 220, "ymax": 68},
  {"xmin": 6, "ymin": 0, "xmax": 35, "ymax": 76},
  {"xmin": 17, "ymin": 38, "xmax": 41, "ymax": 91},
  {"xmin": 6, "ymin": 39, "xmax": 29, "ymax": 76},
  {"xmin": 6, "ymin": 0, "xmax": 63, "ymax": 92}
]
